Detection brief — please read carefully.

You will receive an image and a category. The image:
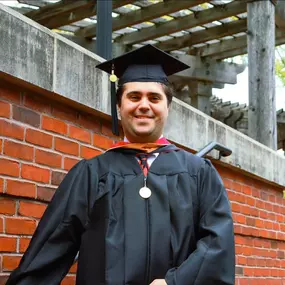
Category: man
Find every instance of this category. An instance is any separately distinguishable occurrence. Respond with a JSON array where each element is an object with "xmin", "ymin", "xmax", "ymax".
[{"xmin": 6, "ymin": 45, "xmax": 235, "ymax": 285}]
